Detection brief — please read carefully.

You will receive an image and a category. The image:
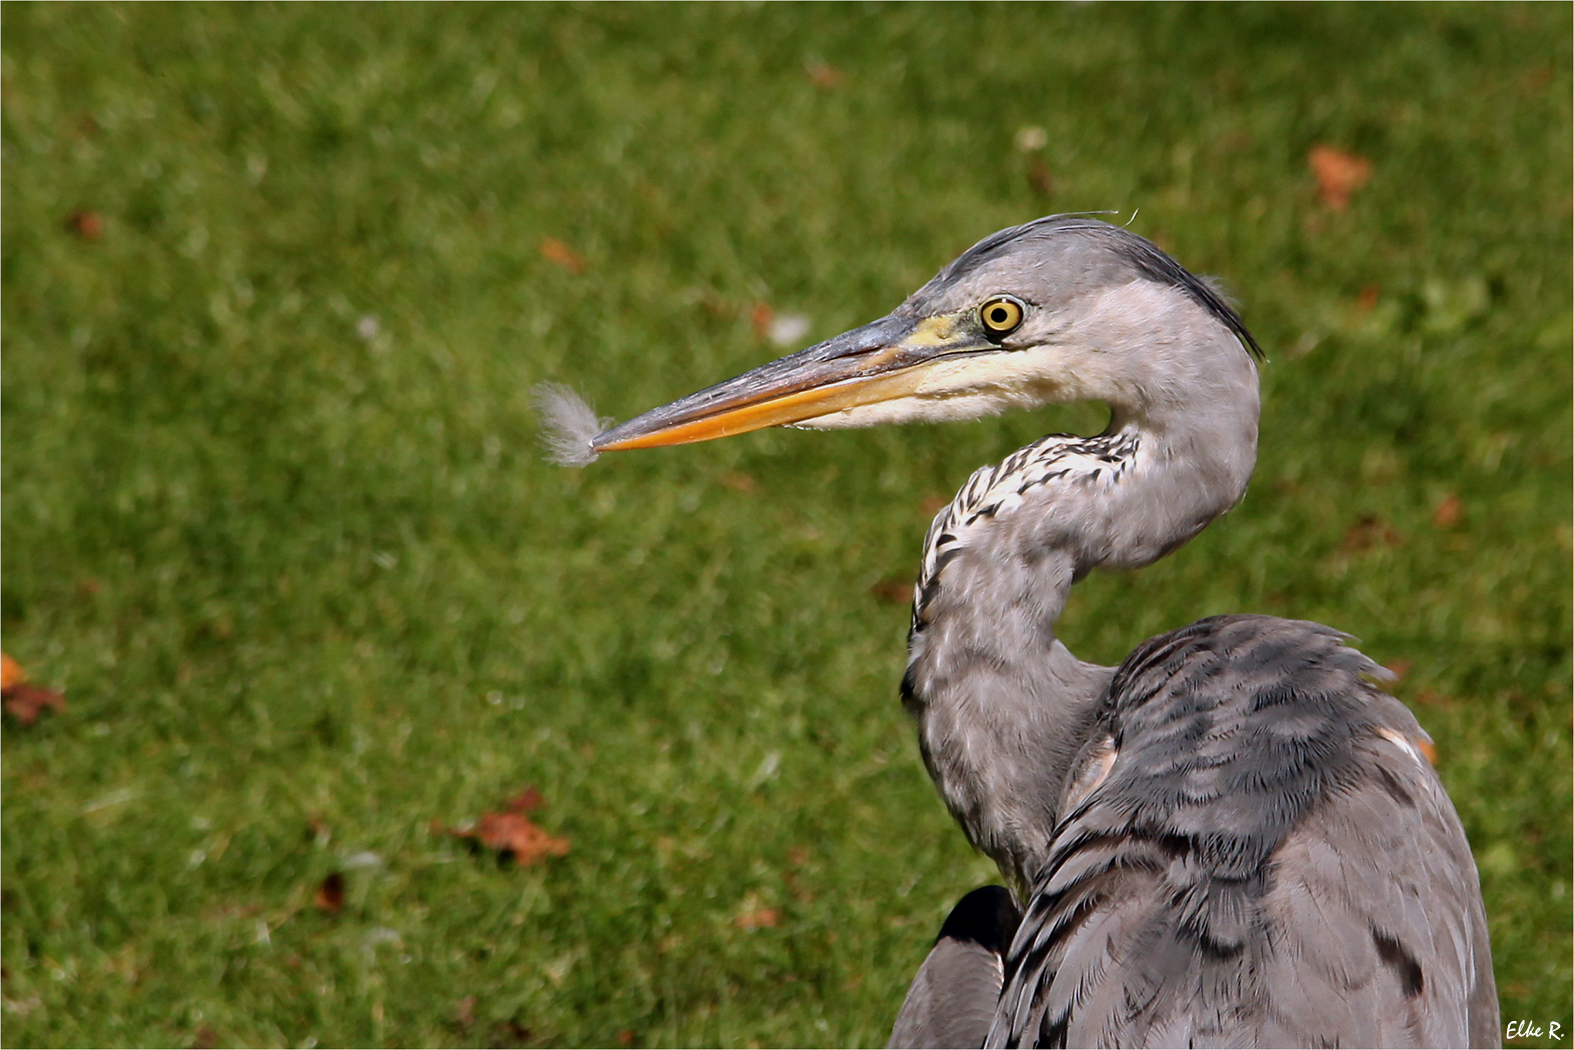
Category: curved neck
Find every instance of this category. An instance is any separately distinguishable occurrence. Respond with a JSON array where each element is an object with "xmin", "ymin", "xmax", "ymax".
[{"xmin": 903, "ymin": 381, "xmax": 1258, "ymax": 890}]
